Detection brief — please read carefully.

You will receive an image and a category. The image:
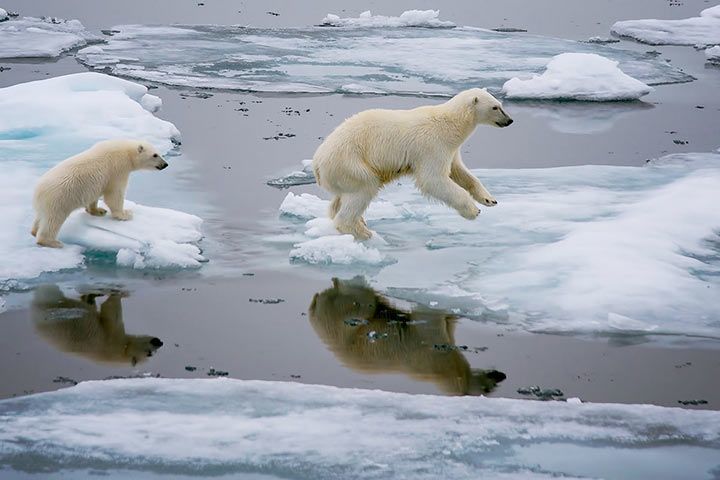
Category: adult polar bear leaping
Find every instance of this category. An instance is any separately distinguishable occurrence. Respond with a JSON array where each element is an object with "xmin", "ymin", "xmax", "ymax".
[{"xmin": 312, "ymin": 88, "xmax": 513, "ymax": 240}]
